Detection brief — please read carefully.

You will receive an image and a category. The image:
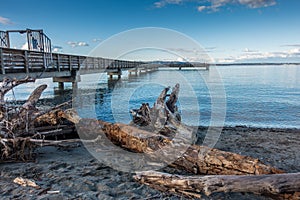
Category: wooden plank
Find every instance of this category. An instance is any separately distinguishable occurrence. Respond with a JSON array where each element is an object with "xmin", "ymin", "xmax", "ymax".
[
  {"xmin": 77, "ymin": 56, "xmax": 81, "ymax": 69},
  {"xmin": 0, "ymin": 48, "xmax": 5, "ymax": 75},
  {"xmin": 68, "ymin": 55, "xmax": 72, "ymax": 71}
]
